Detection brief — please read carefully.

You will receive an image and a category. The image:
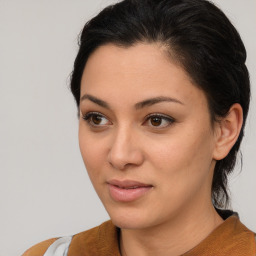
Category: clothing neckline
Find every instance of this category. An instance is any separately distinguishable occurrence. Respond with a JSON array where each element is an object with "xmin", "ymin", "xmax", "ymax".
[
  {"xmin": 96, "ymin": 209, "xmax": 255, "ymax": 255},
  {"xmin": 117, "ymin": 209, "xmax": 236, "ymax": 256}
]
